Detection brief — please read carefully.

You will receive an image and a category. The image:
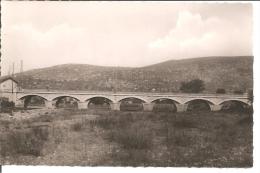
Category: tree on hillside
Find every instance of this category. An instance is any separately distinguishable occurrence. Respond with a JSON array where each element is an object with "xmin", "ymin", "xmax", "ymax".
[
  {"xmin": 216, "ymin": 88, "xmax": 226, "ymax": 94},
  {"xmin": 180, "ymin": 79, "xmax": 205, "ymax": 93},
  {"xmin": 233, "ymin": 90, "xmax": 244, "ymax": 94}
]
